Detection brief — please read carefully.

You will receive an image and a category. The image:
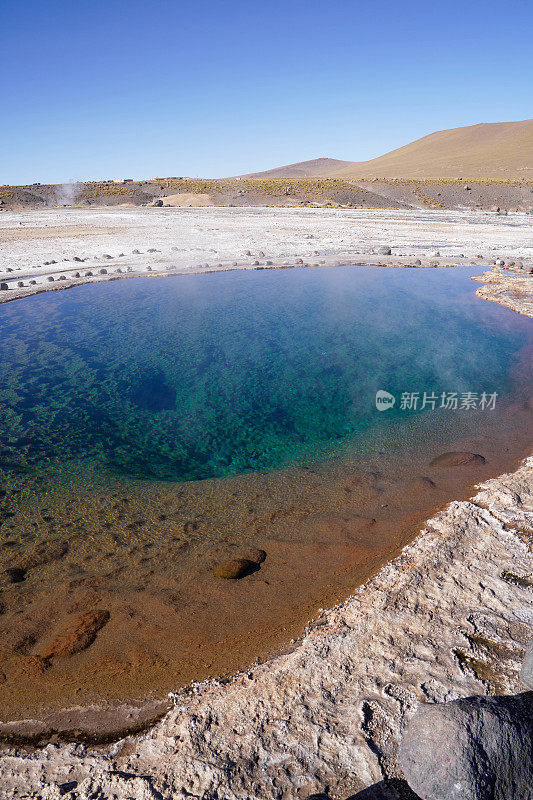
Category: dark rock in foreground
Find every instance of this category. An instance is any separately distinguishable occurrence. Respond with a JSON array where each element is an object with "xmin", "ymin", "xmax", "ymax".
[{"xmin": 399, "ymin": 692, "xmax": 533, "ymax": 800}]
